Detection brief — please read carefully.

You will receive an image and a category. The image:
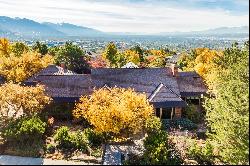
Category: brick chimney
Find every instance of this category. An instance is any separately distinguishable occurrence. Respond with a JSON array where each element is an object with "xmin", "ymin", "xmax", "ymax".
[
  {"xmin": 171, "ymin": 64, "xmax": 179, "ymax": 77},
  {"xmin": 60, "ymin": 62, "xmax": 66, "ymax": 69}
]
